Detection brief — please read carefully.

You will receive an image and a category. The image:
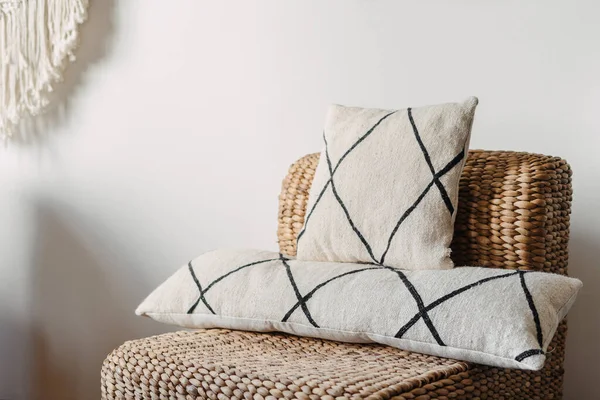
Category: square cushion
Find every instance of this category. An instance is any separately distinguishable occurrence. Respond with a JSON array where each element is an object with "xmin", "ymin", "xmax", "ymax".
[{"xmin": 296, "ymin": 97, "xmax": 478, "ymax": 269}]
